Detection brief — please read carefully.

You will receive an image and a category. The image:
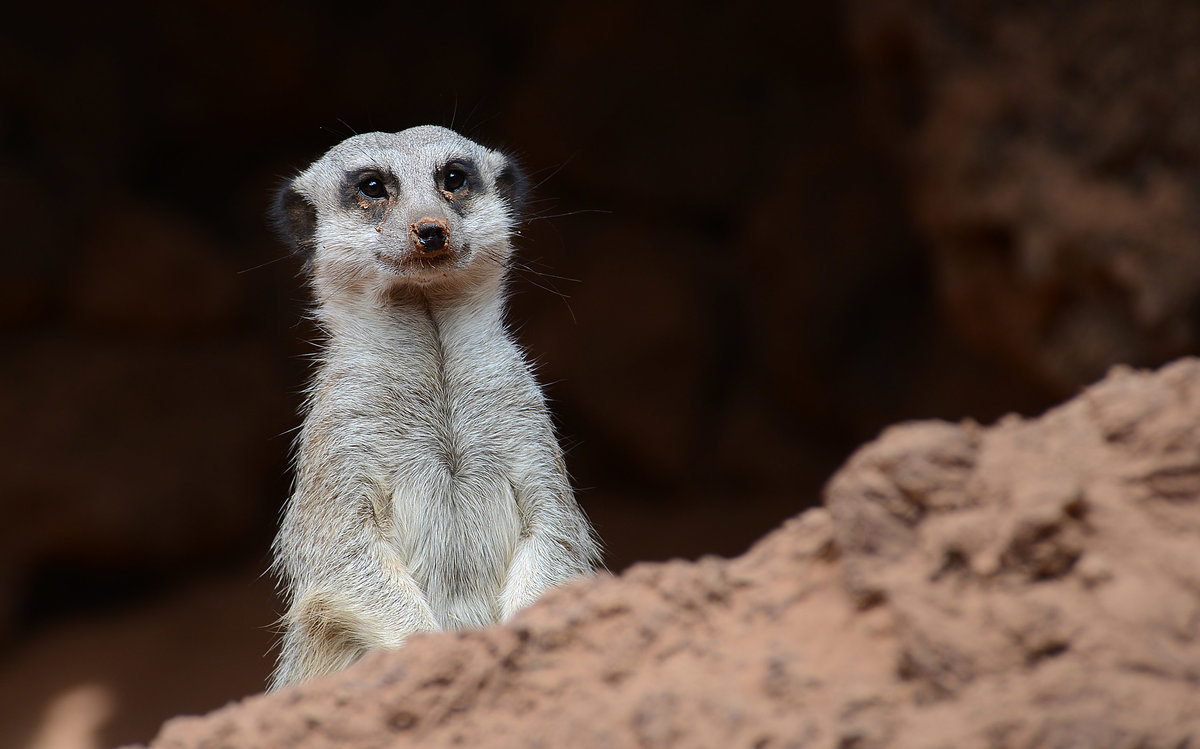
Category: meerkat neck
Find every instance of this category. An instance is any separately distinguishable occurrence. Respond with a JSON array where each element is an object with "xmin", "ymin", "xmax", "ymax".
[{"xmin": 315, "ymin": 274, "xmax": 509, "ymax": 345}]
